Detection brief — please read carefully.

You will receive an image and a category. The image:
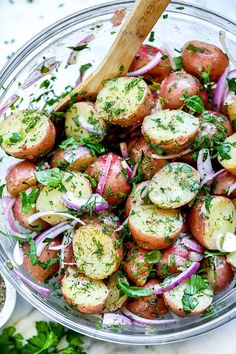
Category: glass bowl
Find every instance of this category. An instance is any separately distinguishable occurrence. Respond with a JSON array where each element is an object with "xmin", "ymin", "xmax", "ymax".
[{"xmin": 0, "ymin": 0, "xmax": 236, "ymax": 345}]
